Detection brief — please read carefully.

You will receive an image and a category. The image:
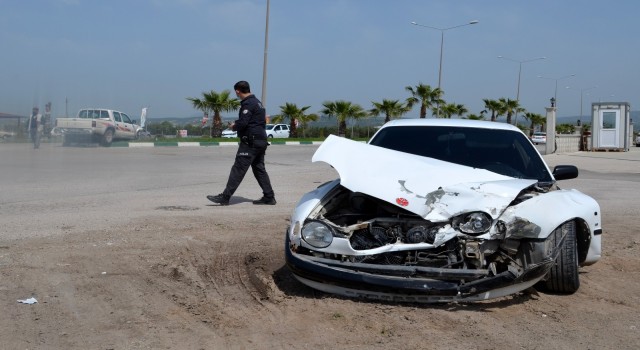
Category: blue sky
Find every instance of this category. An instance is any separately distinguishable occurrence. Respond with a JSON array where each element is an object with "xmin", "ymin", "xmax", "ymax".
[{"xmin": 1, "ymin": 0, "xmax": 638, "ymax": 122}]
